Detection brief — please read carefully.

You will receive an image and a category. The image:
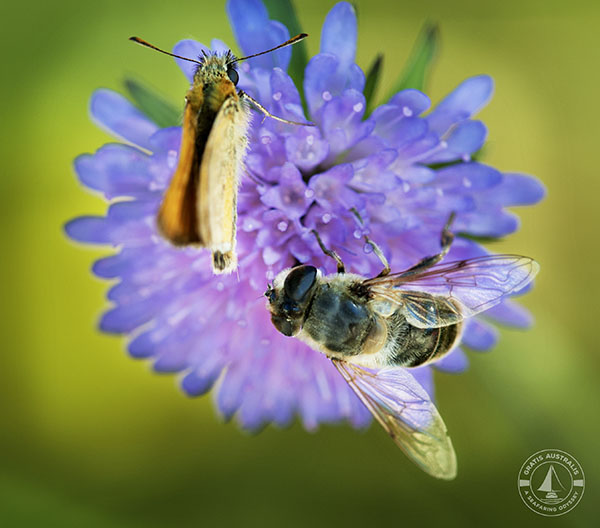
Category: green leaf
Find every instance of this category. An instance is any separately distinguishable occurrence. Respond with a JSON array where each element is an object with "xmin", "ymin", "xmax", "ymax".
[
  {"xmin": 386, "ymin": 22, "xmax": 439, "ymax": 99},
  {"xmin": 263, "ymin": 0, "xmax": 308, "ymax": 105},
  {"xmin": 364, "ymin": 54, "xmax": 383, "ymax": 116},
  {"xmin": 124, "ymin": 78, "xmax": 181, "ymax": 128}
]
